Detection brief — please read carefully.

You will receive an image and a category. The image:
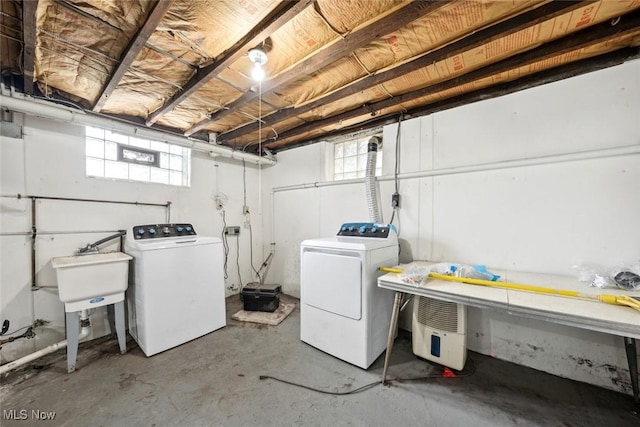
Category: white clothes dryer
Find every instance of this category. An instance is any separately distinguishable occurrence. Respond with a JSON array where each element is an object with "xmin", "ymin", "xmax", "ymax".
[{"xmin": 300, "ymin": 222, "xmax": 398, "ymax": 369}]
